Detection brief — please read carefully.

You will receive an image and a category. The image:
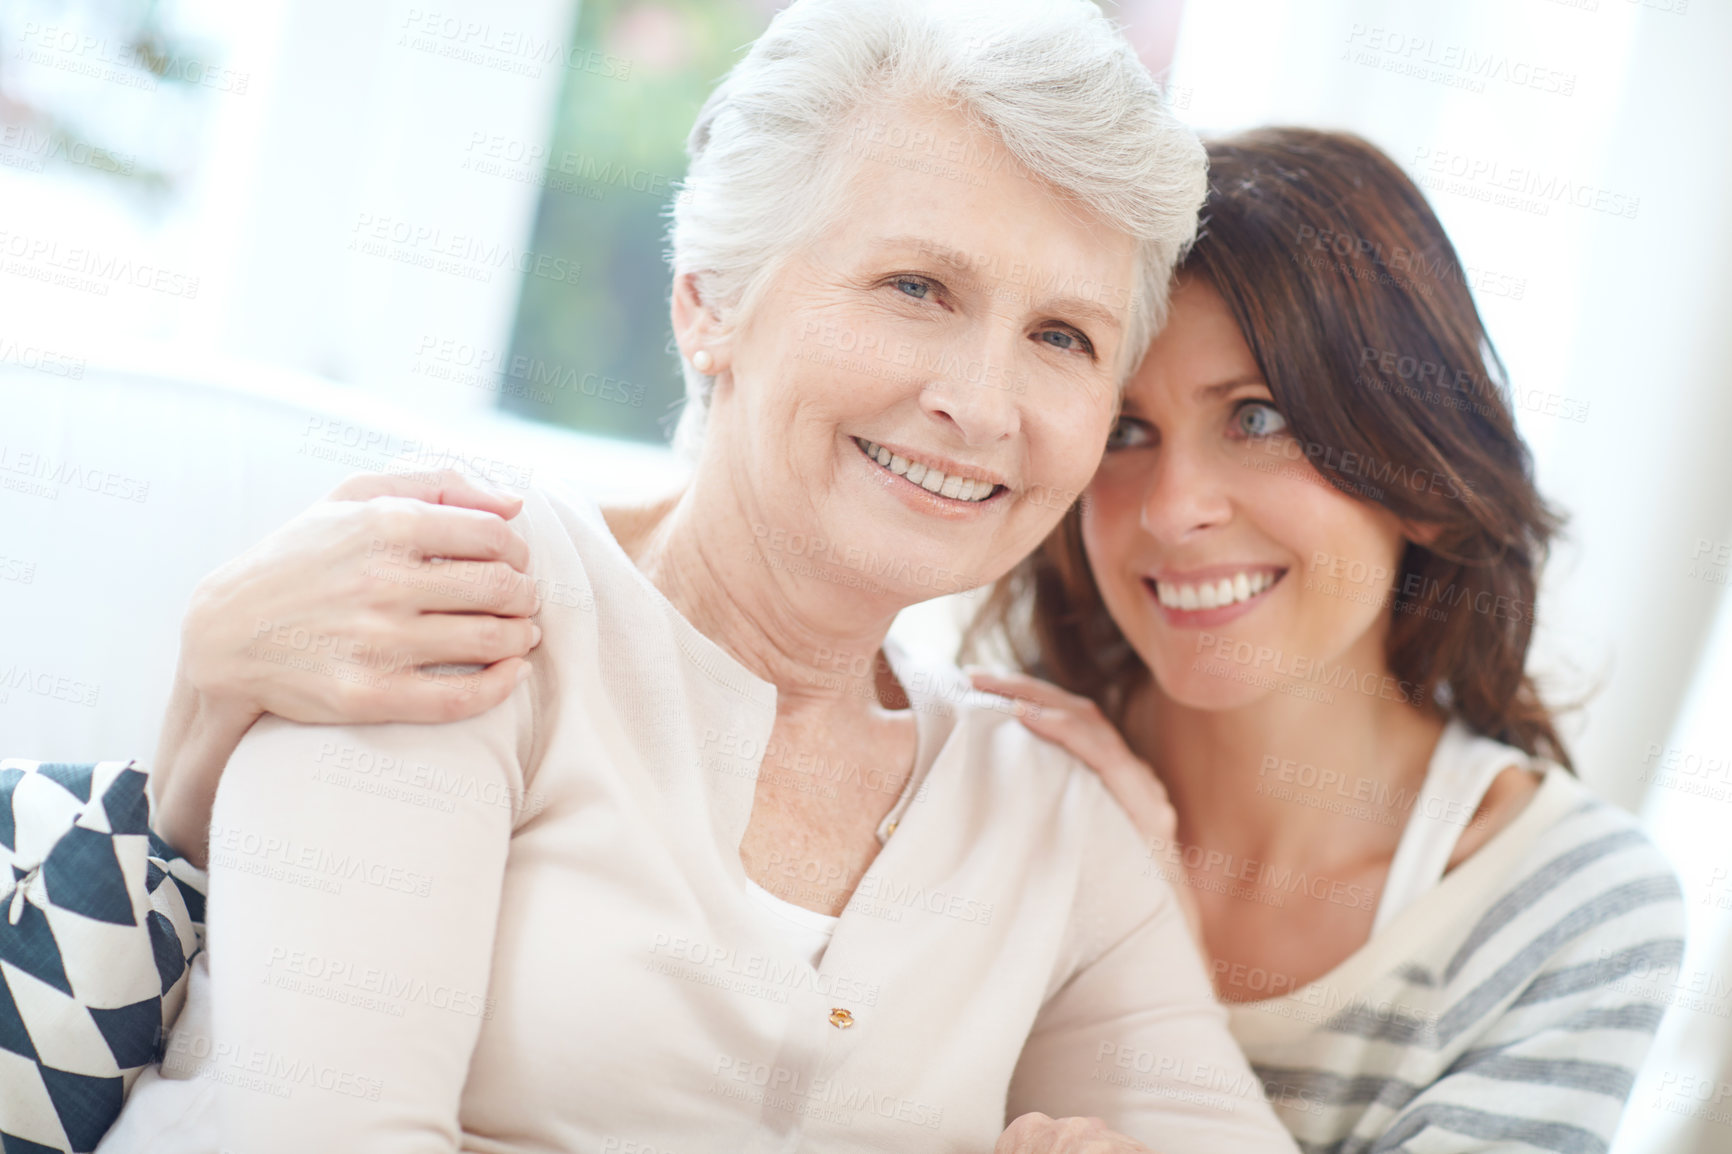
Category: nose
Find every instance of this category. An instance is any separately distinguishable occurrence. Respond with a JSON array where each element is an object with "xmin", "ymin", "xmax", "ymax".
[
  {"xmin": 1138, "ymin": 438, "xmax": 1234, "ymax": 544},
  {"xmin": 916, "ymin": 330, "xmax": 1022, "ymax": 448}
]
